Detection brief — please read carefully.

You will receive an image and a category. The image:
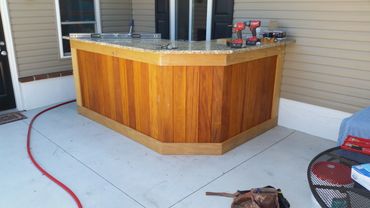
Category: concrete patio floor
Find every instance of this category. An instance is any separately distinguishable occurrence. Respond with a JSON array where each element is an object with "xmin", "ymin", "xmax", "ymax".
[{"xmin": 0, "ymin": 103, "xmax": 335, "ymax": 208}]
